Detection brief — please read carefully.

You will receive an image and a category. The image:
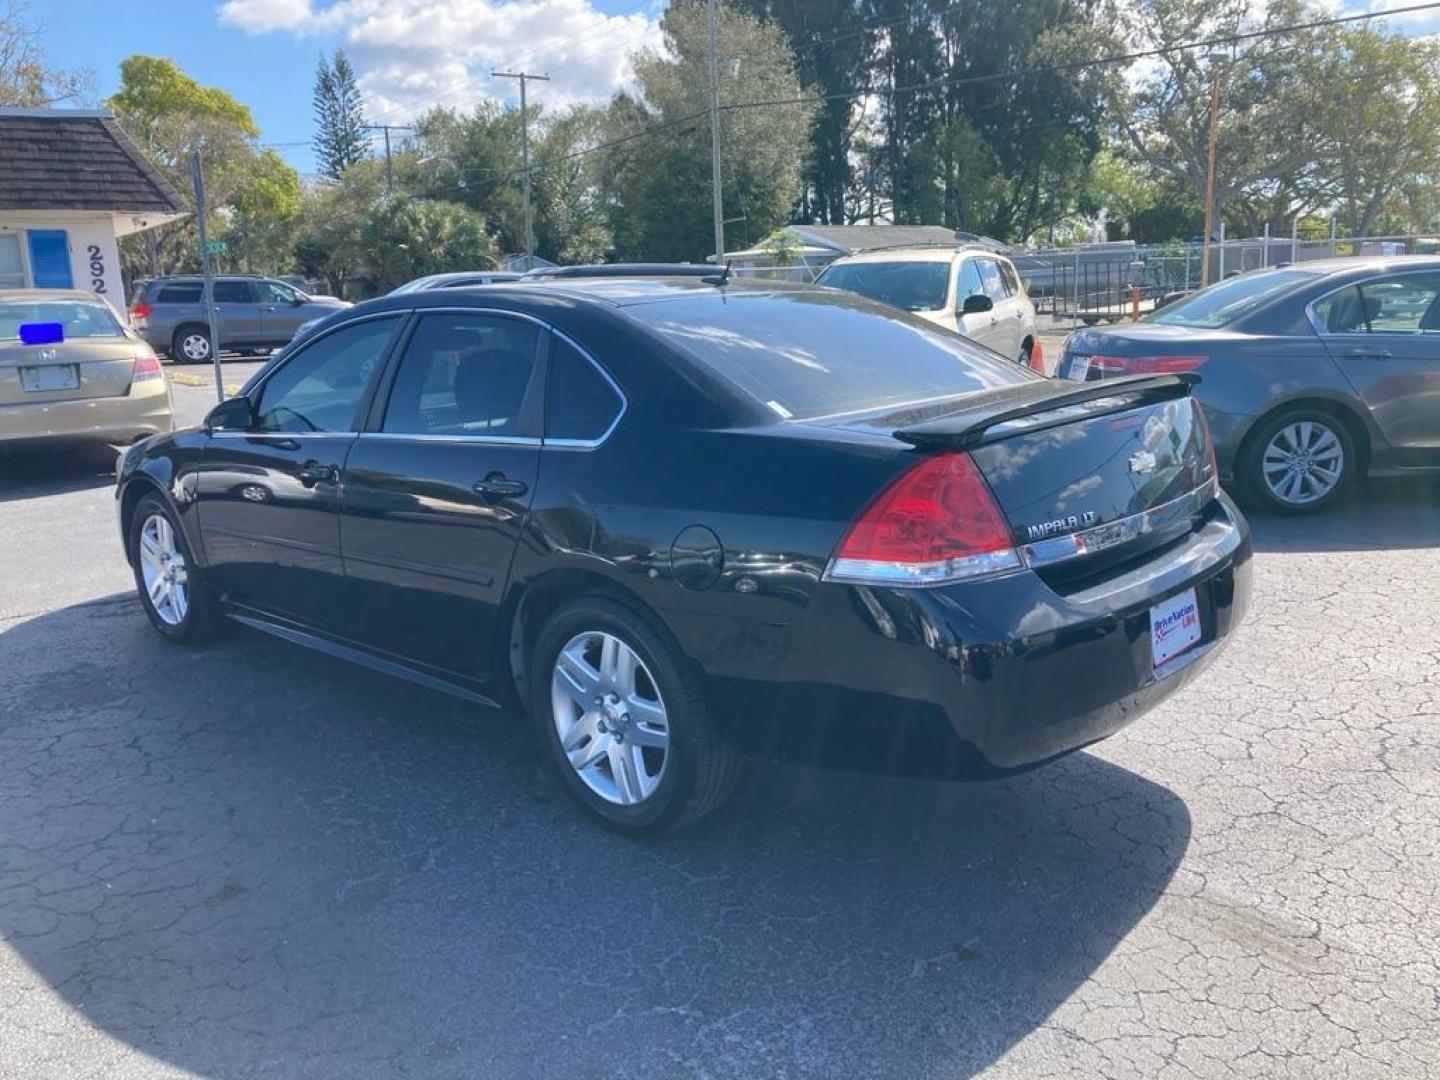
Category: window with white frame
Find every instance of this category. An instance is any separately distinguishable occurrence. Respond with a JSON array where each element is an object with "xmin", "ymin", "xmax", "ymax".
[{"xmin": 0, "ymin": 234, "xmax": 24, "ymax": 289}]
